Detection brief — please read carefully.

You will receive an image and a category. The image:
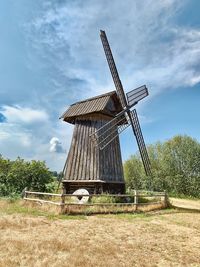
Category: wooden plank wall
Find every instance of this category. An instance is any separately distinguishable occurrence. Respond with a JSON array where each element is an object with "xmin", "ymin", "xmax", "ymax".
[{"xmin": 64, "ymin": 117, "xmax": 124, "ymax": 182}]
